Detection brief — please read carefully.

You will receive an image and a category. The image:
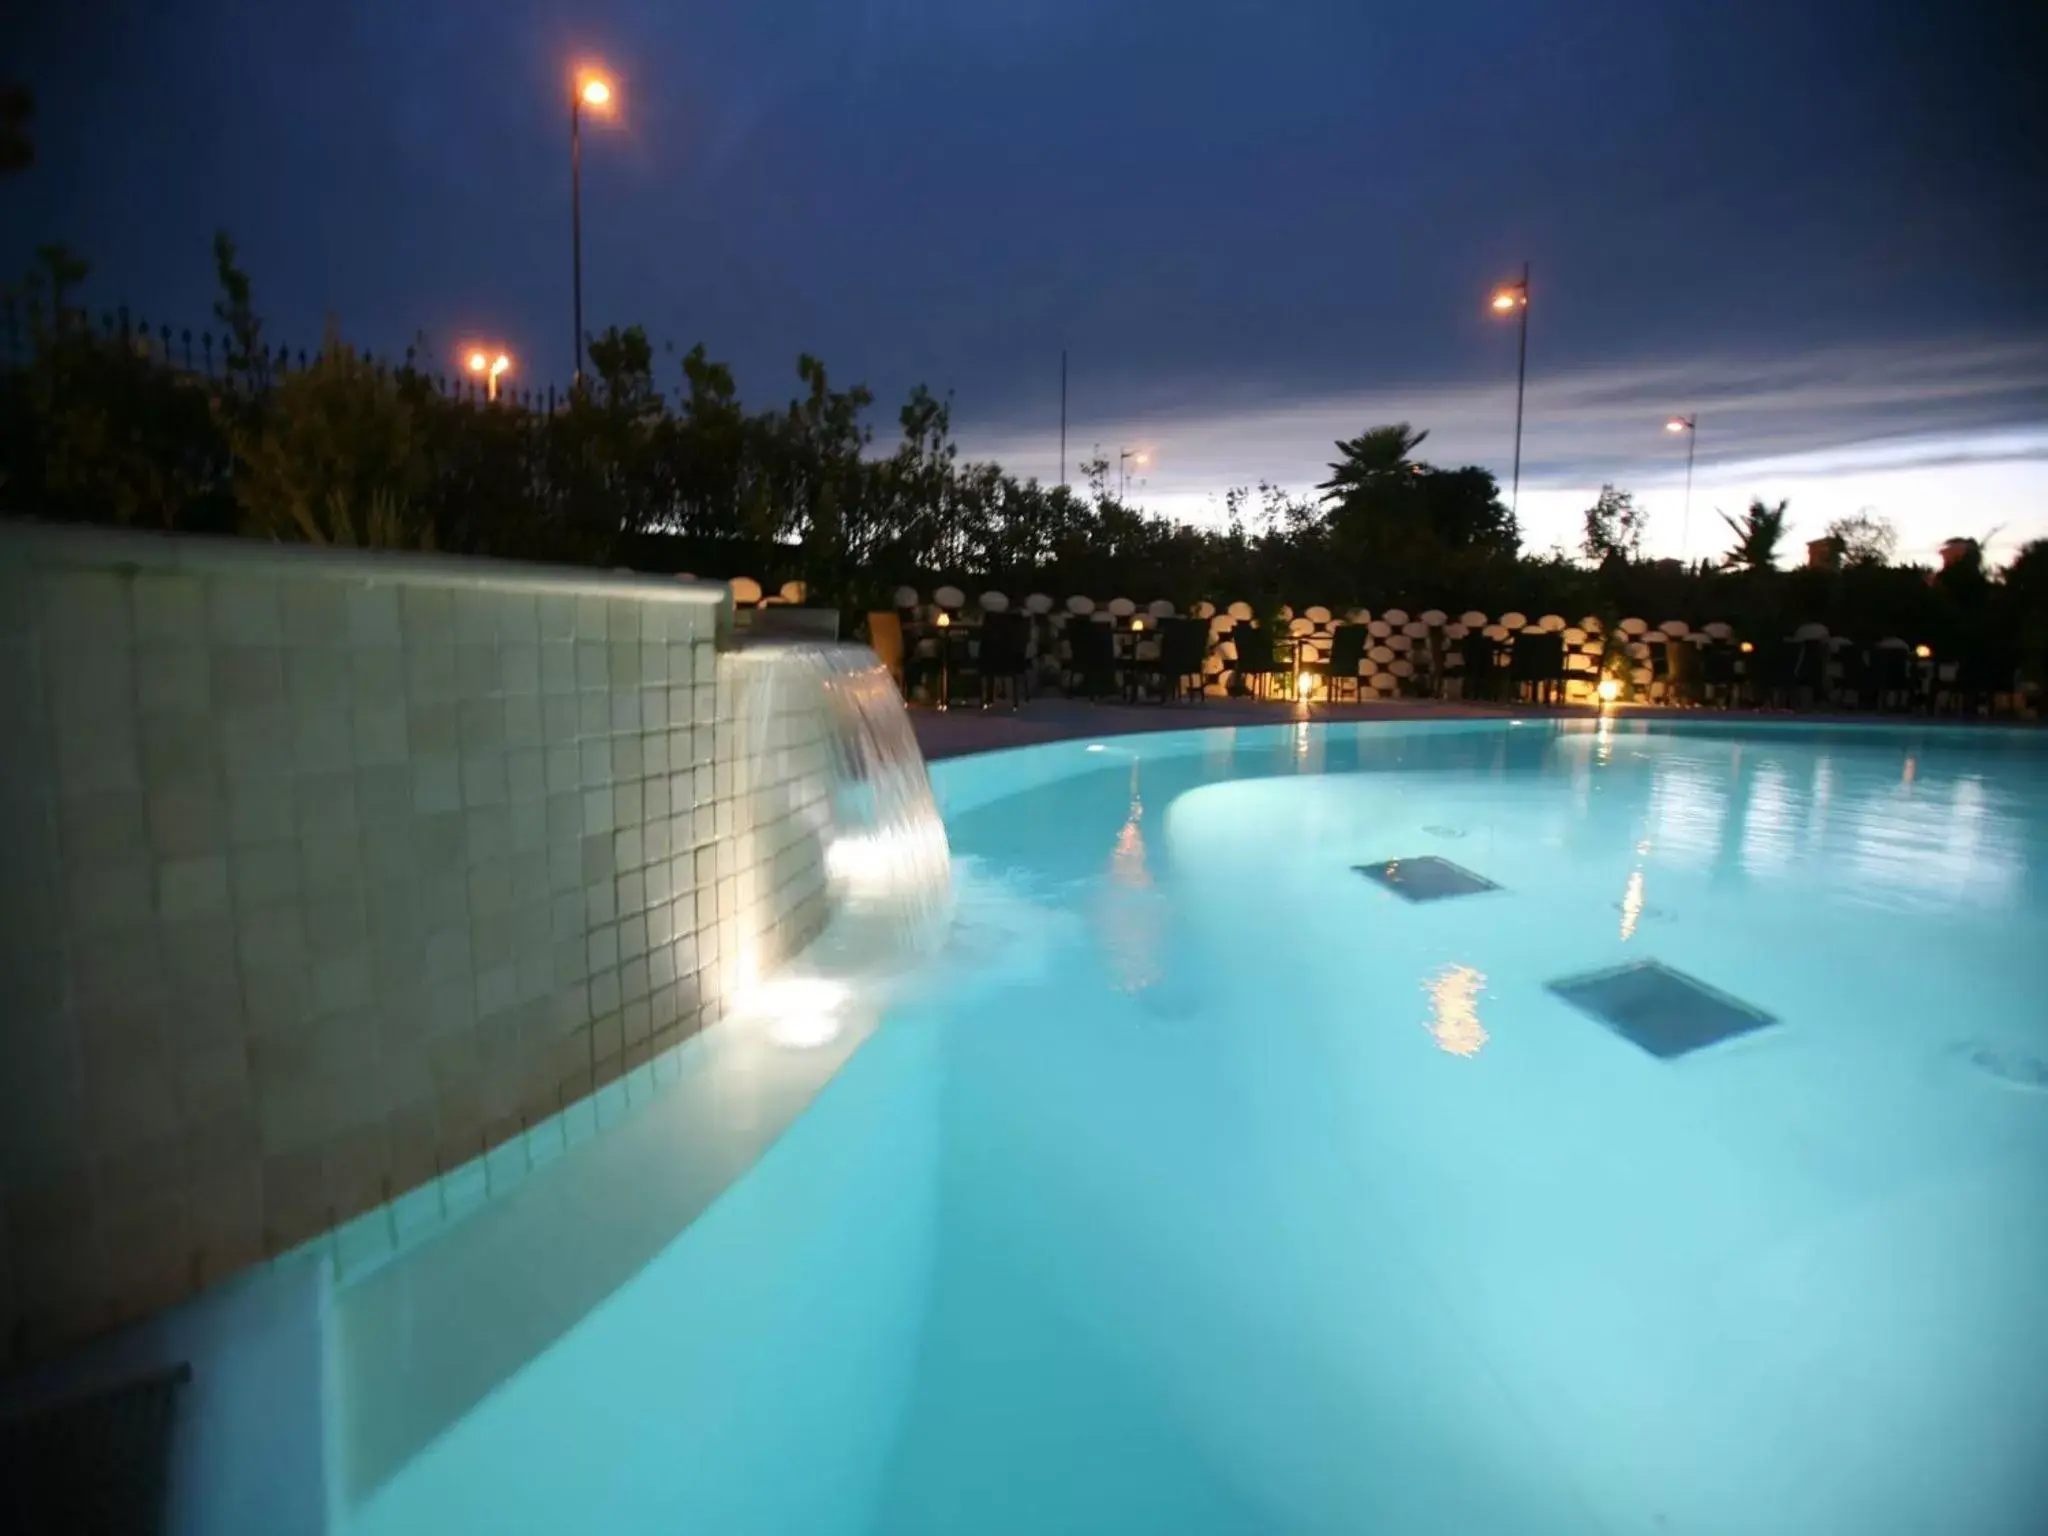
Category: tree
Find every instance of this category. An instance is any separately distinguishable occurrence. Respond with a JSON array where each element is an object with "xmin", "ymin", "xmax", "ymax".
[
  {"xmin": 227, "ymin": 323, "xmax": 431, "ymax": 548},
  {"xmin": 1313, "ymin": 424, "xmax": 1516, "ymax": 603},
  {"xmin": 2002, "ymin": 539, "xmax": 2048, "ymax": 687},
  {"xmin": 1581, "ymin": 484, "xmax": 1647, "ymax": 567},
  {"xmin": 1318, "ymin": 423, "xmax": 1428, "ymax": 501},
  {"xmin": 1720, "ymin": 498, "xmax": 1789, "ymax": 571},
  {"xmin": 1824, "ymin": 510, "xmax": 1896, "ymax": 568}
]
